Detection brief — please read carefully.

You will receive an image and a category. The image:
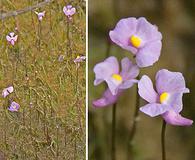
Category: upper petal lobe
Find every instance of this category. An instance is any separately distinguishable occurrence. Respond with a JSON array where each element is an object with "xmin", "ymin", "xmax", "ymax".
[{"xmin": 138, "ymin": 75, "xmax": 158, "ymax": 103}]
